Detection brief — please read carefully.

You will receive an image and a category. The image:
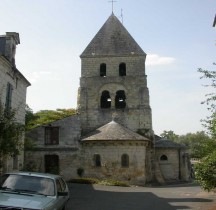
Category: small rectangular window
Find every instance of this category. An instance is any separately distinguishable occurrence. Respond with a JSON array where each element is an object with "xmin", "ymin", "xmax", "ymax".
[
  {"xmin": 5, "ymin": 83, "xmax": 13, "ymax": 112},
  {"xmin": 100, "ymin": 63, "xmax": 106, "ymax": 77},
  {"xmin": 45, "ymin": 127, "xmax": 59, "ymax": 145}
]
